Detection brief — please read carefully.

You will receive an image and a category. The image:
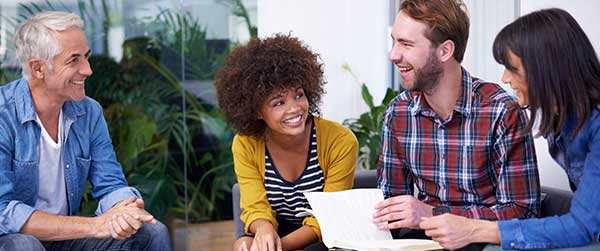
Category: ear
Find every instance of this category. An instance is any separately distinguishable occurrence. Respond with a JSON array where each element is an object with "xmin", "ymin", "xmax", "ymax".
[
  {"xmin": 28, "ymin": 59, "xmax": 45, "ymax": 79},
  {"xmin": 437, "ymin": 40, "xmax": 455, "ymax": 63}
]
